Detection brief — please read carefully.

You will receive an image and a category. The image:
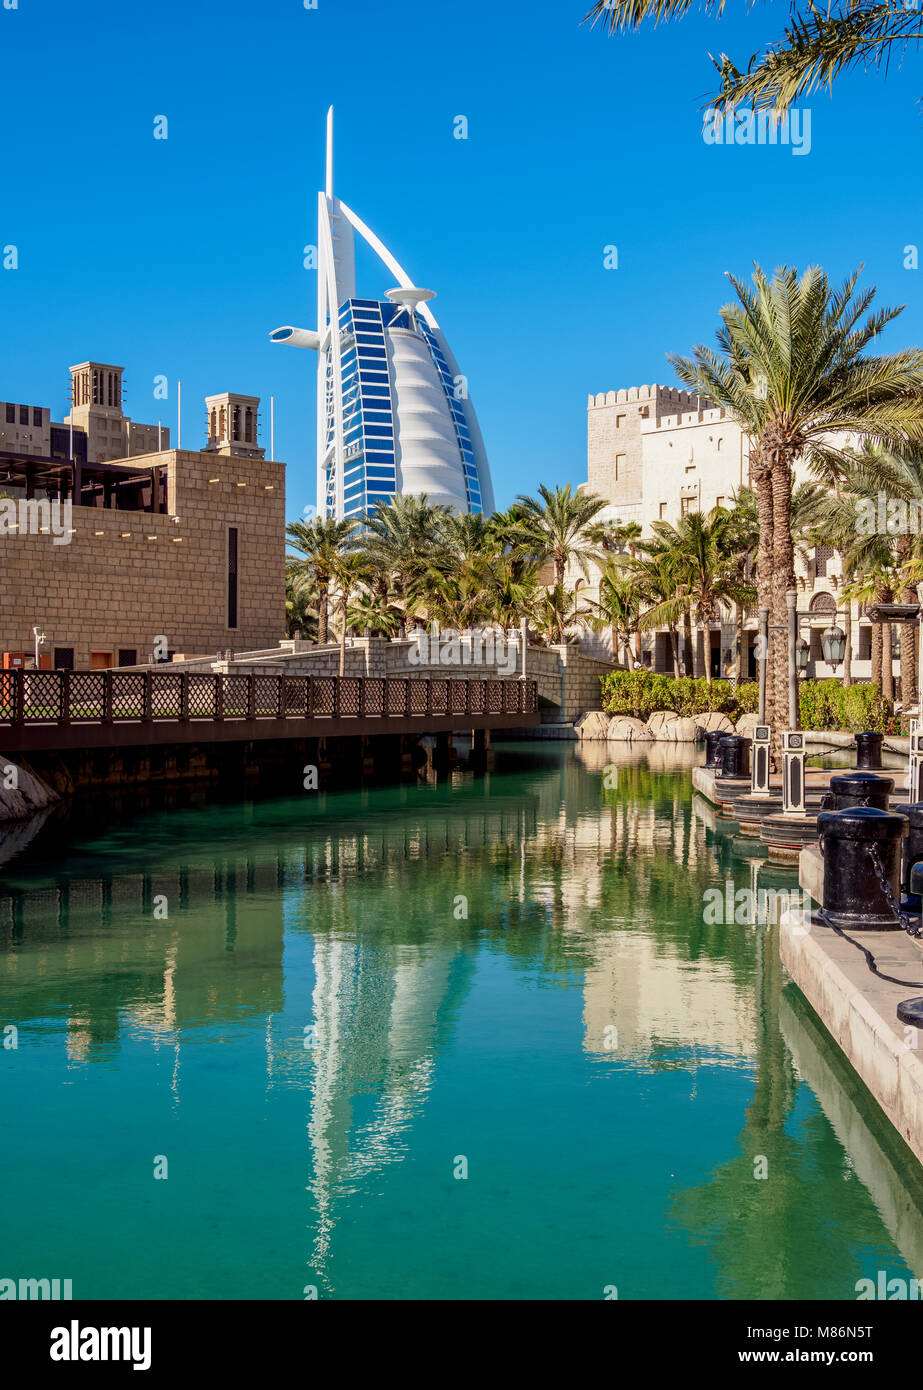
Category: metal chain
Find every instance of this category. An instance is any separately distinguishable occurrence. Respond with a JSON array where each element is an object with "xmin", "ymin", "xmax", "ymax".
[{"xmin": 866, "ymin": 843, "xmax": 922, "ymax": 937}]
